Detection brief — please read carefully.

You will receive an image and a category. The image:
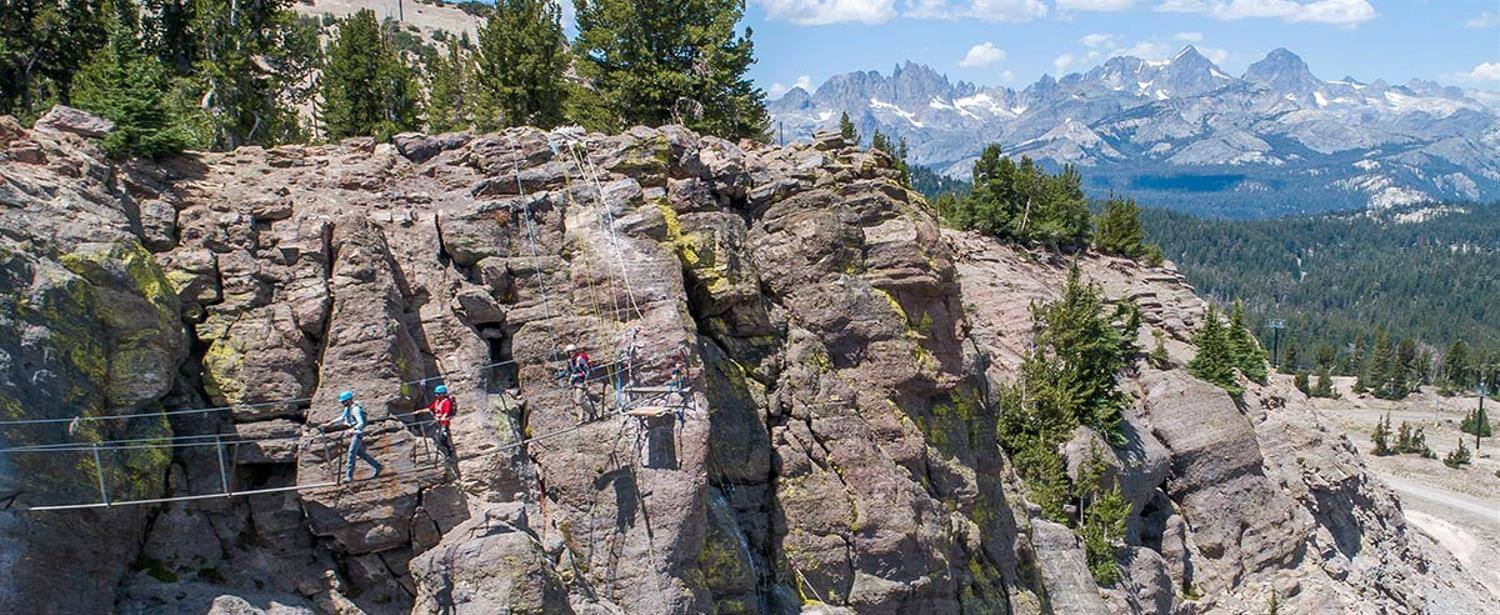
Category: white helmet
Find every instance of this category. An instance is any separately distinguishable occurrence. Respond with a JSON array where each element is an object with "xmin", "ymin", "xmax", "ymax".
[{"xmin": 565, "ymin": 344, "xmax": 578, "ymax": 352}]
